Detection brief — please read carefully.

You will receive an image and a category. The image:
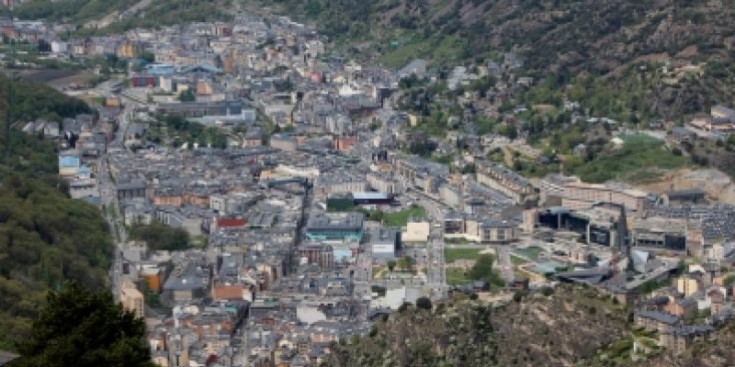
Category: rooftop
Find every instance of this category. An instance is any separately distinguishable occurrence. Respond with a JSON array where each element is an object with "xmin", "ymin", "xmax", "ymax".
[
  {"xmin": 306, "ymin": 212, "xmax": 364, "ymax": 231},
  {"xmin": 635, "ymin": 309, "xmax": 679, "ymax": 325}
]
